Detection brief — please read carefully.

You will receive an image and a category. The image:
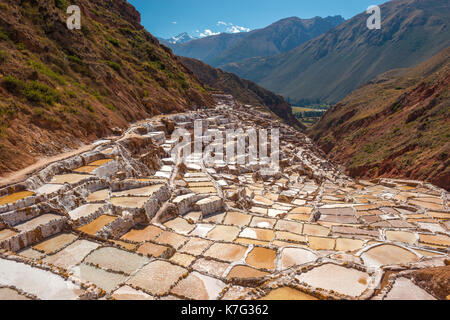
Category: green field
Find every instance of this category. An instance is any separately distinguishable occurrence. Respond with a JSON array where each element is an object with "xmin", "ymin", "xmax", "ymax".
[{"xmin": 292, "ymin": 105, "xmax": 329, "ymax": 127}]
